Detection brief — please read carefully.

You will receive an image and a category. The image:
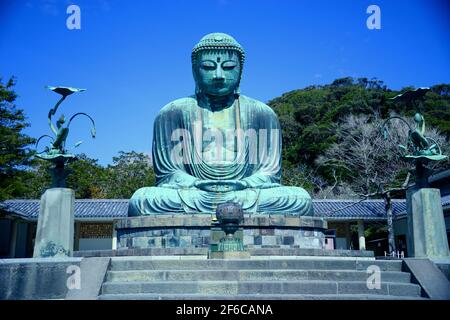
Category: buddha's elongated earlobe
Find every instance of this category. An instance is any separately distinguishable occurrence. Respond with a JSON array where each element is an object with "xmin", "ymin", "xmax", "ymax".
[
  {"xmin": 192, "ymin": 66, "xmax": 199, "ymax": 96},
  {"xmin": 234, "ymin": 85, "xmax": 240, "ymax": 98},
  {"xmin": 195, "ymin": 84, "xmax": 202, "ymax": 97}
]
